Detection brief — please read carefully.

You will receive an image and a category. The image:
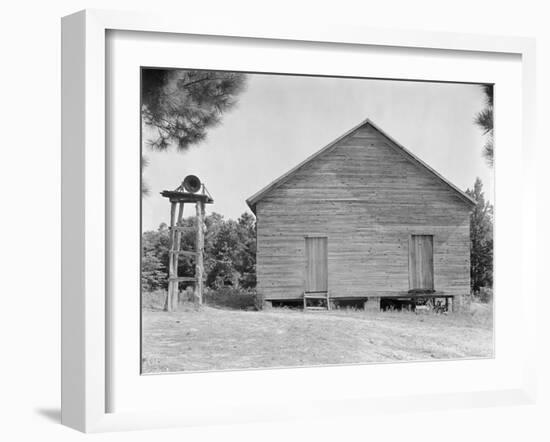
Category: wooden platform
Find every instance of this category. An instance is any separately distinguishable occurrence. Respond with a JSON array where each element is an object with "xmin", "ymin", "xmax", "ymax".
[
  {"xmin": 269, "ymin": 292, "xmax": 450, "ymax": 303},
  {"xmin": 379, "ymin": 291, "xmax": 451, "ymax": 299},
  {"xmin": 160, "ymin": 190, "xmax": 213, "ymax": 204}
]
